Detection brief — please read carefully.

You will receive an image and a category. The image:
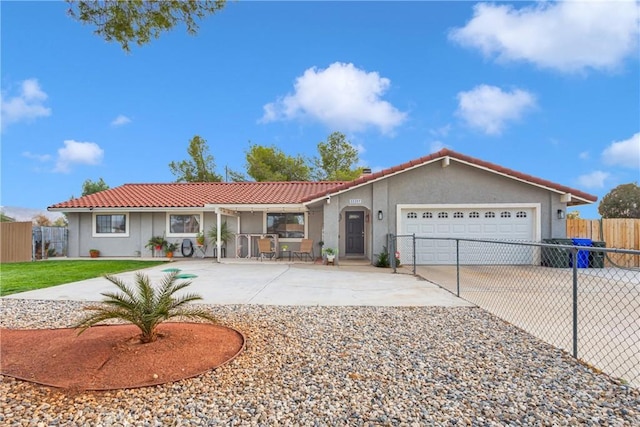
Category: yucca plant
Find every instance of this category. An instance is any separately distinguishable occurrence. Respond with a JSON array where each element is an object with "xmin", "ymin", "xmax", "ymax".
[{"xmin": 75, "ymin": 271, "xmax": 216, "ymax": 343}]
